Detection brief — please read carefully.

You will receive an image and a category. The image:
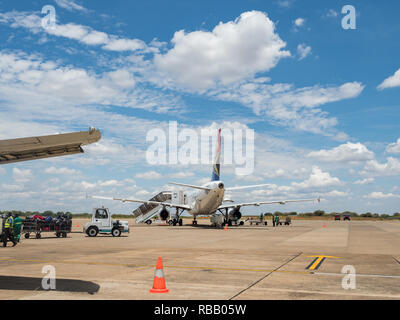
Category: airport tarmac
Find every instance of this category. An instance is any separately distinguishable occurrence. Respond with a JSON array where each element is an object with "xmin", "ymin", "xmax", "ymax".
[{"xmin": 0, "ymin": 219, "xmax": 399, "ymax": 300}]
